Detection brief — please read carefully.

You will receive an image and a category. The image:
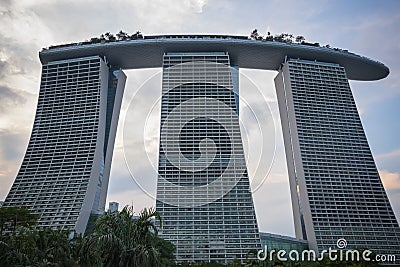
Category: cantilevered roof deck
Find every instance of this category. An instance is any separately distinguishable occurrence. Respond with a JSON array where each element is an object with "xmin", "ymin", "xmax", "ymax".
[{"xmin": 39, "ymin": 35, "xmax": 389, "ymax": 81}]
